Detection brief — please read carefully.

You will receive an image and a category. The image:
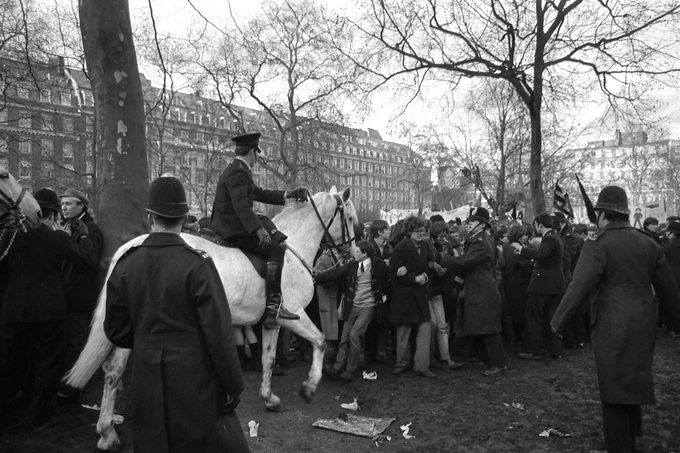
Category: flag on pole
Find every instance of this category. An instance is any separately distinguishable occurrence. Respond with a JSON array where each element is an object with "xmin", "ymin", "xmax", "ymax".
[
  {"xmin": 553, "ymin": 182, "xmax": 574, "ymax": 218},
  {"xmin": 575, "ymin": 173, "xmax": 597, "ymax": 223}
]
